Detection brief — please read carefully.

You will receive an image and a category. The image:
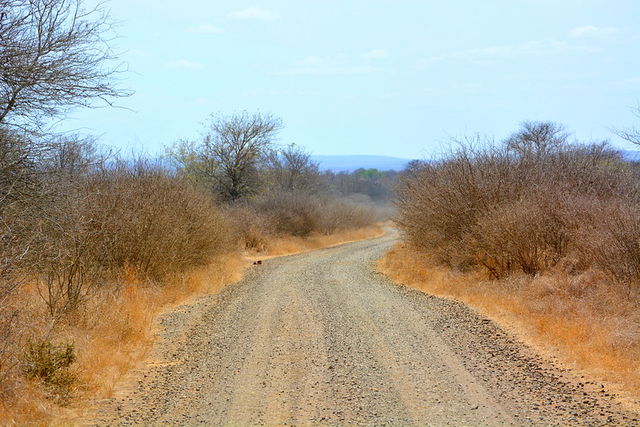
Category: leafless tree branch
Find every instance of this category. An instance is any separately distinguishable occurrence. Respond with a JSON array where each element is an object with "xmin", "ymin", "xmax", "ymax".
[{"xmin": 0, "ymin": 0, "xmax": 131, "ymax": 129}]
